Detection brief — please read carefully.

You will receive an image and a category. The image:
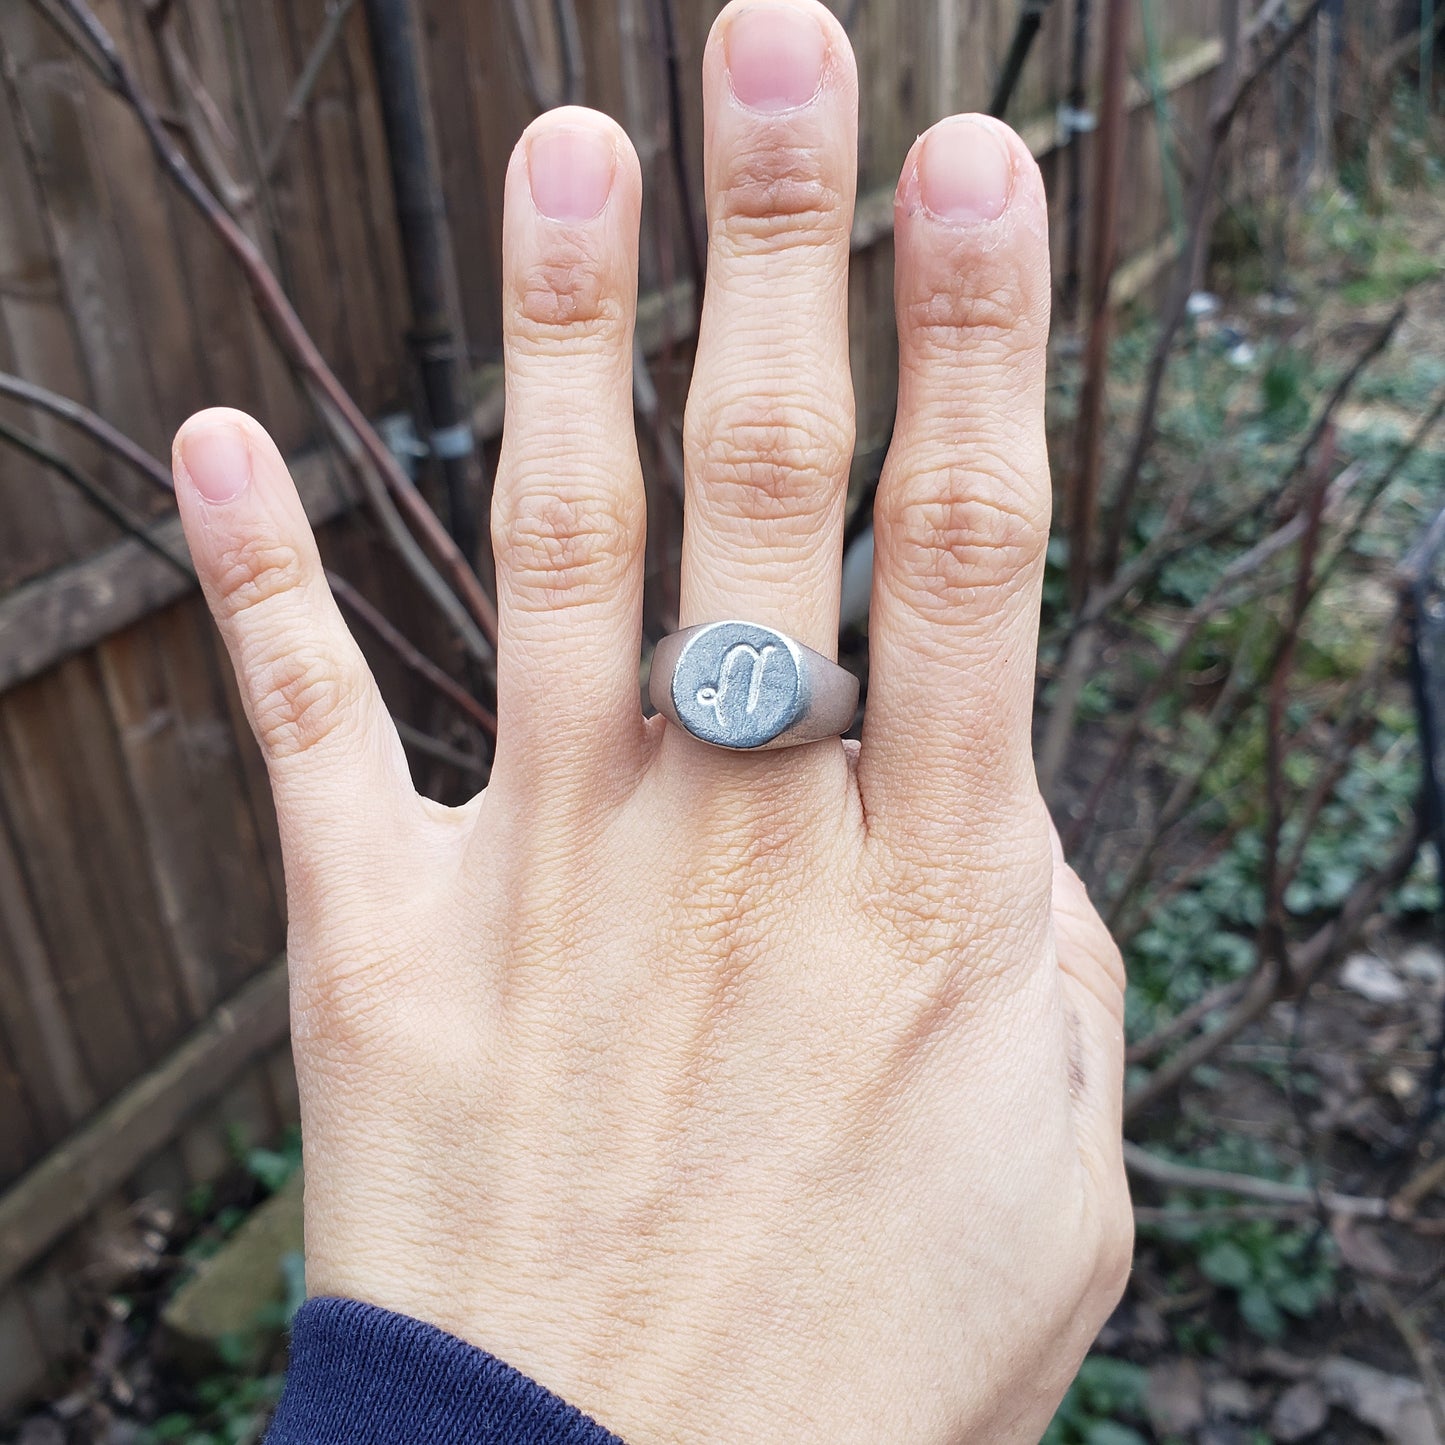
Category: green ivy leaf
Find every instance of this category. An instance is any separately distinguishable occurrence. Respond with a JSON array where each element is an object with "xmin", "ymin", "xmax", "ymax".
[
  {"xmin": 1239, "ymin": 1286, "xmax": 1285, "ymax": 1340},
  {"xmin": 1084, "ymin": 1423, "xmax": 1150, "ymax": 1445},
  {"xmin": 1200, "ymin": 1240, "xmax": 1254, "ymax": 1289}
]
